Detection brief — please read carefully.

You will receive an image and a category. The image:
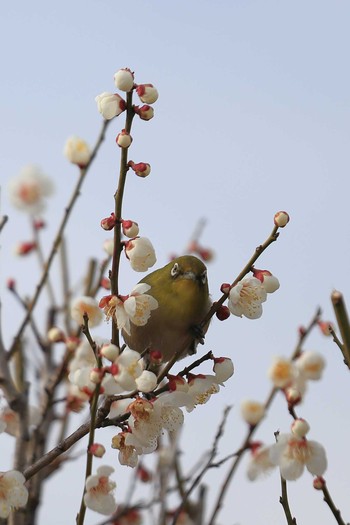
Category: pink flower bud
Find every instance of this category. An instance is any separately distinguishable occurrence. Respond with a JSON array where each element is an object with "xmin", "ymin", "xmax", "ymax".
[
  {"xmin": 100, "ymin": 277, "xmax": 111, "ymax": 290},
  {"xmin": 252, "ymin": 268, "xmax": 280, "ymax": 293},
  {"xmin": 274, "ymin": 211, "xmax": 290, "ymax": 228},
  {"xmin": 134, "ymin": 104, "xmax": 154, "ymax": 121},
  {"xmin": 89, "ymin": 443, "xmax": 106, "ymax": 458},
  {"xmin": 137, "ymin": 464, "xmax": 153, "ymax": 482},
  {"xmin": 128, "ymin": 161, "xmax": 151, "ymax": 178},
  {"xmin": 116, "ymin": 129, "xmax": 133, "ymax": 148},
  {"xmin": 122, "ymin": 219, "xmax": 139, "ymax": 238},
  {"xmin": 313, "ymin": 476, "xmax": 326, "ymax": 490},
  {"xmin": 33, "ymin": 219, "xmax": 45, "ymax": 230},
  {"xmin": 215, "ymin": 304, "xmax": 230, "ymax": 321},
  {"xmin": 113, "ymin": 68, "xmax": 134, "ymax": 92},
  {"xmin": 149, "ymin": 350, "xmax": 163, "ymax": 365},
  {"xmin": 6, "ymin": 278, "xmax": 16, "ymax": 291},
  {"xmin": 318, "ymin": 321, "xmax": 333, "ymax": 336},
  {"xmin": 14, "ymin": 241, "xmax": 37, "ymax": 256},
  {"xmin": 136, "ymin": 84, "xmax": 159, "ymax": 104},
  {"xmin": 220, "ymin": 283, "xmax": 231, "ymax": 294},
  {"xmin": 100, "ymin": 212, "xmax": 117, "ymax": 231}
]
